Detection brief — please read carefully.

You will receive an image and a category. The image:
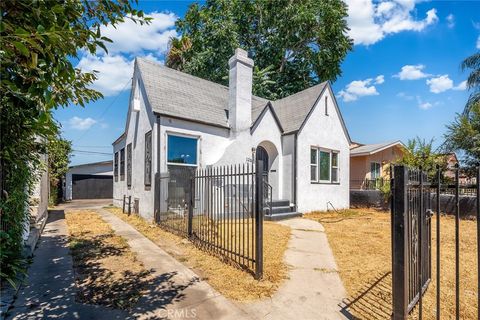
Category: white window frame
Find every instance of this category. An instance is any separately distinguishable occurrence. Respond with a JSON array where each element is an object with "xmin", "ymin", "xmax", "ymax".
[
  {"xmin": 310, "ymin": 148, "xmax": 318, "ymax": 182},
  {"xmin": 318, "ymin": 149, "xmax": 331, "ymax": 183},
  {"xmin": 310, "ymin": 147, "xmax": 340, "ymax": 184},
  {"xmin": 331, "ymin": 151, "xmax": 339, "ymax": 183},
  {"xmin": 370, "ymin": 162, "xmax": 381, "ymax": 179},
  {"xmin": 166, "ymin": 132, "xmax": 199, "ymax": 167}
]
